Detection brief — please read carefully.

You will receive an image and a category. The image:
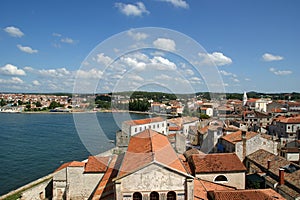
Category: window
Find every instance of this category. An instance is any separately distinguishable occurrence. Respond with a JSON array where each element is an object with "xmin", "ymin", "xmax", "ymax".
[
  {"xmin": 167, "ymin": 191, "xmax": 176, "ymax": 200},
  {"xmin": 162, "ymin": 123, "xmax": 164, "ymax": 127},
  {"xmin": 133, "ymin": 192, "xmax": 142, "ymax": 200},
  {"xmin": 214, "ymin": 175, "xmax": 228, "ymax": 182},
  {"xmin": 157, "ymin": 124, "xmax": 159, "ymax": 128},
  {"xmin": 140, "ymin": 127, "xmax": 142, "ymax": 131},
  {"xmin": 150, "ymin": 192, "xmax": 159, "ymax": 200},
  {"xmin": 135, "ymin": 127, "xmax": 137, "ymax": 132}
]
